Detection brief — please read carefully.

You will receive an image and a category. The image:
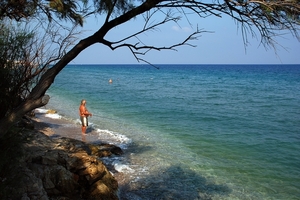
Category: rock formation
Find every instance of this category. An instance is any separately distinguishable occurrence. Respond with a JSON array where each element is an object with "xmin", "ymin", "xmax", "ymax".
[{"xmin": 1, "ymin": 127, "xmax": 121, "ymax": 200}]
